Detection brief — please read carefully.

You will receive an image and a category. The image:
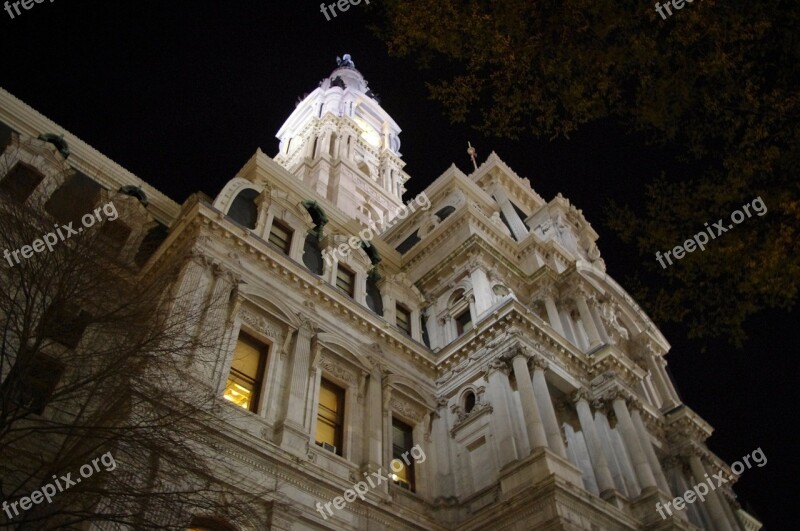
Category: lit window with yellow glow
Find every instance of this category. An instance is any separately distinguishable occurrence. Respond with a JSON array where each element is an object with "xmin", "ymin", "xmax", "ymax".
[
  {"xmin": 223, "ymin": 333, "xmax": 267, "ymax": 413},
  {"xmin": 391, "ymin": 418, "xmax": 415, "ymax": 491},
  {"xmin": 315, "ymin": 379, "xmax": 344, "ymax": 455}
]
